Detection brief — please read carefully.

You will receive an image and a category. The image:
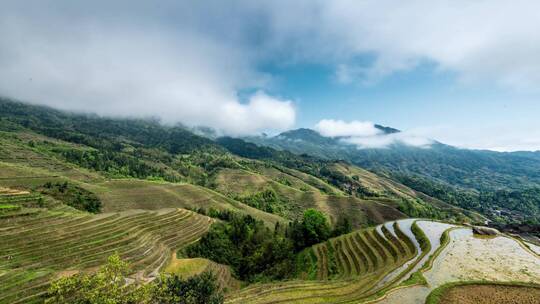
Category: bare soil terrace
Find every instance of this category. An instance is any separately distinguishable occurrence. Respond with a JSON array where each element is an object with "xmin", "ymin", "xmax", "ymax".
[{"xmin": 439, "ymin": 284, "xmax": 540, "ymax": 304}]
